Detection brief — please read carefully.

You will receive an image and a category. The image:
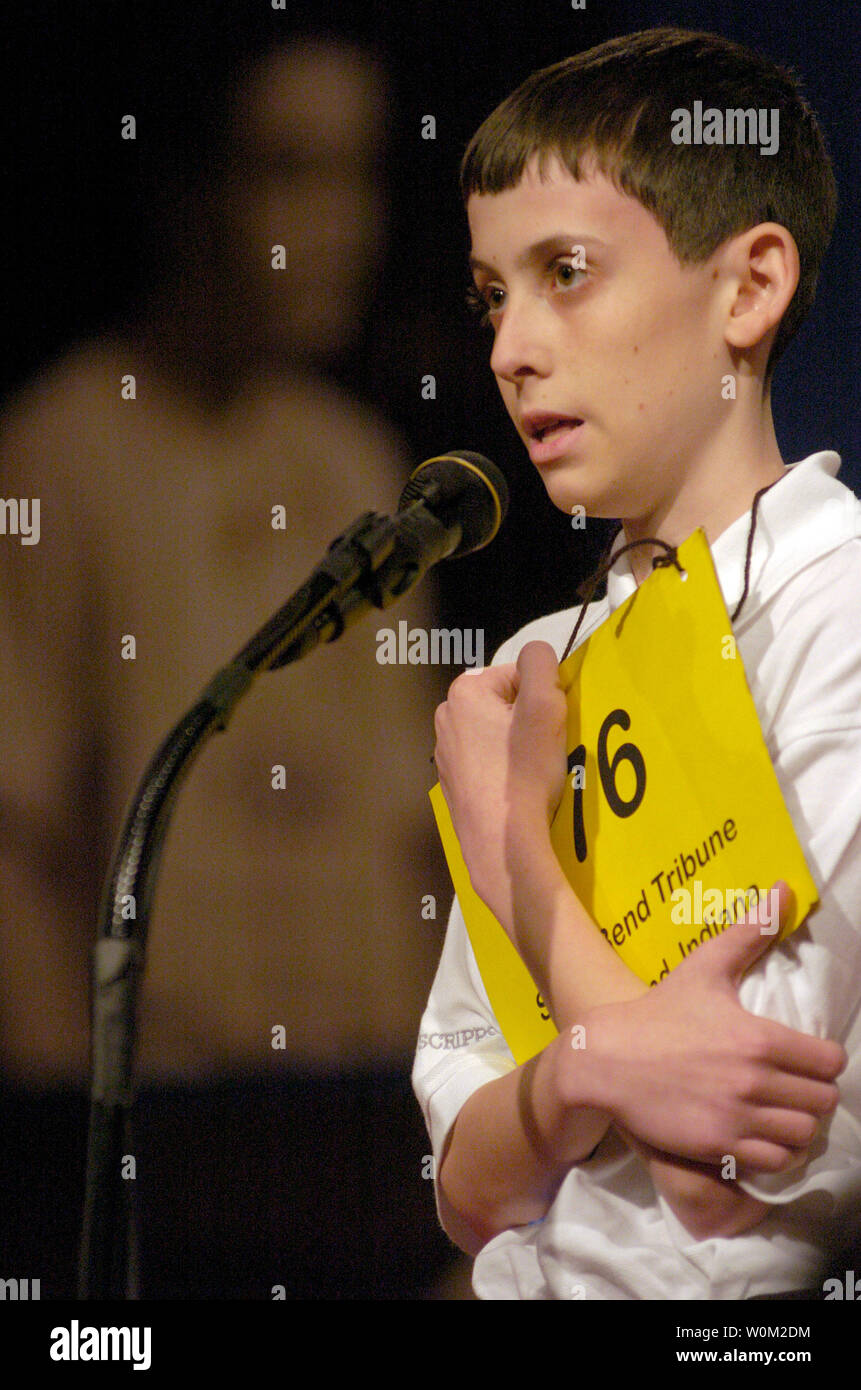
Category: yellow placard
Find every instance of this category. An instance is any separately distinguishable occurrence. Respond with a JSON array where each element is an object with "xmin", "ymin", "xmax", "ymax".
[{"xmin": 431, "ymin": 529, "xmax": 819, "ymax": 1065}]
